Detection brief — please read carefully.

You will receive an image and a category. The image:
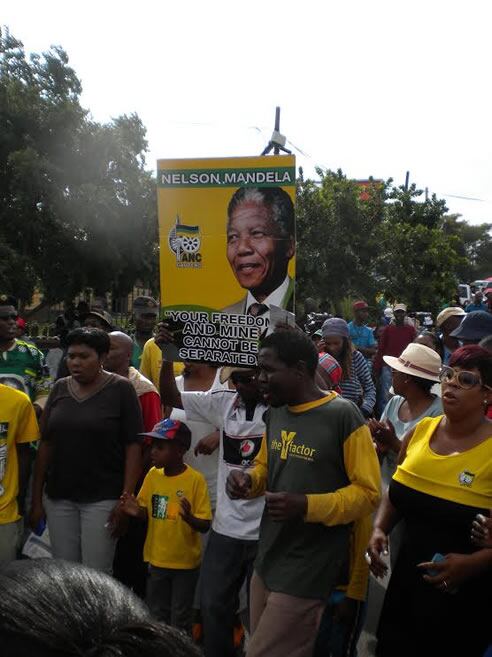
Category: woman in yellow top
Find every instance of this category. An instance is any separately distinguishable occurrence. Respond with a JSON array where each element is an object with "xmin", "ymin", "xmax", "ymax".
[{"xmin": 367, "ymin": 344, "xmax": 492, "ymax": 657}]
